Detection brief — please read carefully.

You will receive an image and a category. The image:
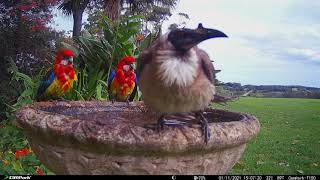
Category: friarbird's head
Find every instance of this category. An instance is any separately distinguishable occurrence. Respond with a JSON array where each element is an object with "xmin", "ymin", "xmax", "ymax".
[
  {"xmin": 148, "ymin": 23, "xmax": 227, "ymax": 87},
  {"xmin": 167, "ymin": 23, "xmax": 228, "ymax": 52}
]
